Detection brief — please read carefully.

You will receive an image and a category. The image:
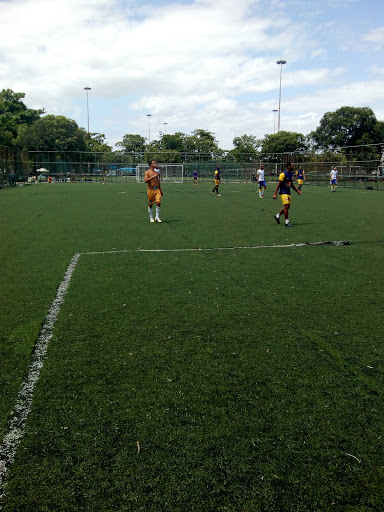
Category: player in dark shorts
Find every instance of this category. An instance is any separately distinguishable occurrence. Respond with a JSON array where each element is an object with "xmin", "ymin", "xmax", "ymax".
[{"xmin": 211, "ymin": 166, "xmax": 221, "ymax": 196}]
